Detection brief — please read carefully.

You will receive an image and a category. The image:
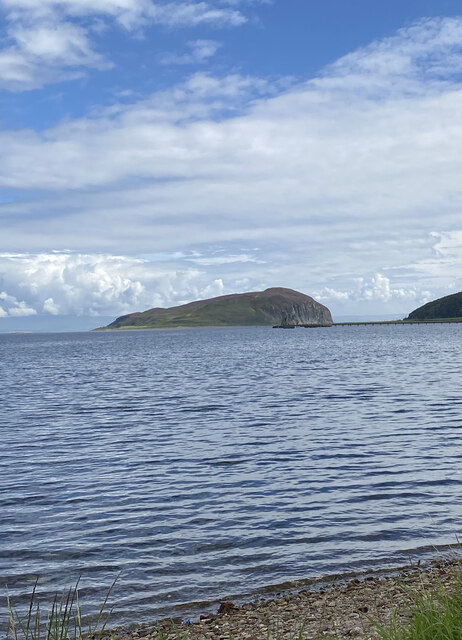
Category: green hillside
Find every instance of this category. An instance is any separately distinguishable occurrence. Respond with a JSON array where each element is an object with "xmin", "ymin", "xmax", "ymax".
[
  {"xmin": 407, "ymin": 291, "xmax": 462, "ymax": 320},
  {"xmin": 98, "ymin": 287, "xmax": 333, "ymax": 330}
]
